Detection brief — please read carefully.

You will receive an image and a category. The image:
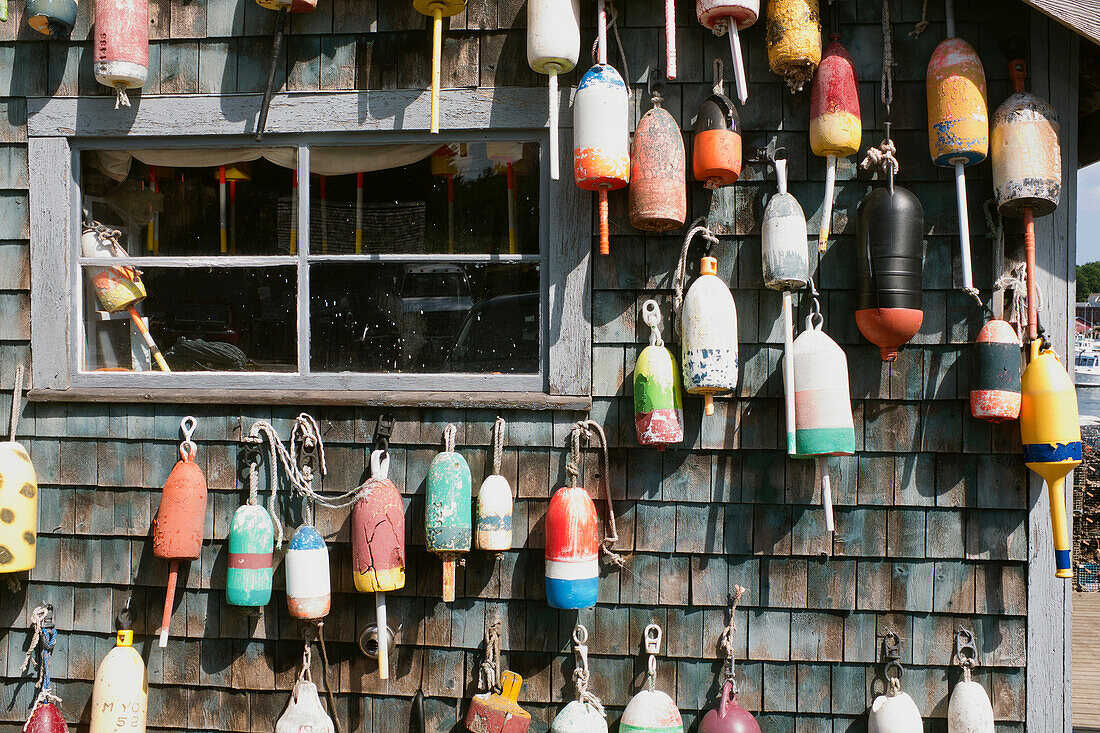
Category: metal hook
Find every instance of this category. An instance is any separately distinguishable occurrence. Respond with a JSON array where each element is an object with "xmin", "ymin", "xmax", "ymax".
[
  {"xmin": 882, "ymin": 631, "xmax": 903, "ymax": 684},
  {"xmin": 644, "ymin": 623, "xmax": 662, "ymax": 654},
  {"xmin": 953, "ymin": 628, "xmax": 979, "ymax": 669},
  {"xmin": 573, "ymin": 624, "xmax": 590, "ymax": 646},
  {"xmin": 647, "ymin": 67, "xmax": 665, "ymax": 107},
  {"xmin": 181, "ymin": 416, "xmax": 197, "ymax": 442}
]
